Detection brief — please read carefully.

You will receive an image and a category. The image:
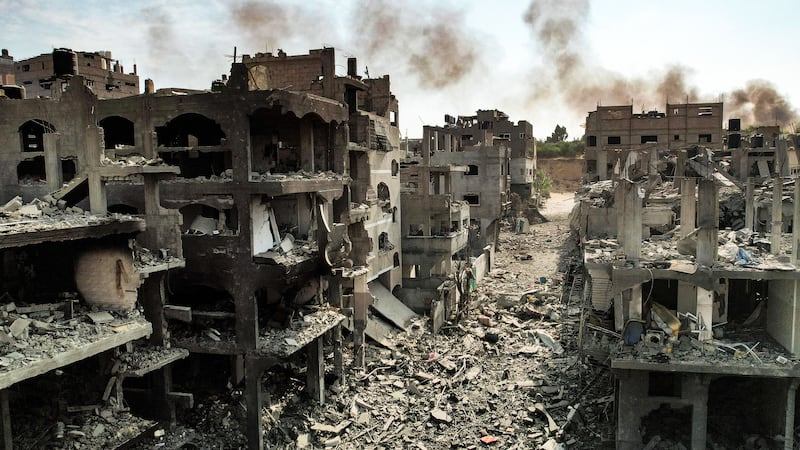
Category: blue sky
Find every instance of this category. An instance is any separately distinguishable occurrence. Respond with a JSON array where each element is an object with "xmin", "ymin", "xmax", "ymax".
[{"xmin": 4, "ymin": 0, "xmax": 798, "ymax": 138}]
